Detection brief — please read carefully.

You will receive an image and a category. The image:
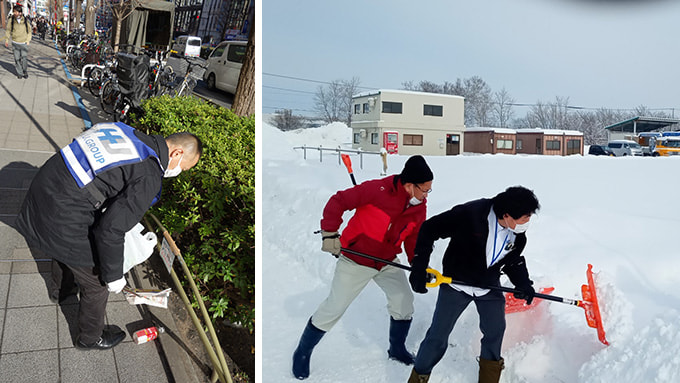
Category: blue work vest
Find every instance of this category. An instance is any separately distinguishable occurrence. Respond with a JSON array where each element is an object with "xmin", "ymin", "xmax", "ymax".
[{"xmin": 60, "ymin": 122, "xmax": 163, "ymax": 205}]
